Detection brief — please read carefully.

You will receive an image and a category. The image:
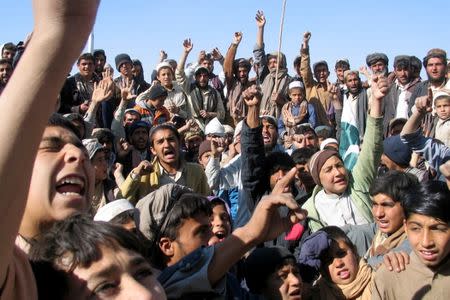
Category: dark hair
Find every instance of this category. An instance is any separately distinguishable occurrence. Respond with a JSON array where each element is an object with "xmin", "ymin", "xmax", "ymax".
[
  {"xmin": 291, "ymin": 147, "xmax": 315, "ymax": 165},
  {"xmin": 410, "ymin": 56, "xmax": 422, "ymax": 74},
  {"xmin": 265, "ymin": 151, "xmax": 295, "ymax": 176},
  {"xmin": 403, "ymin": 181, "xmax": 450, "ymax": 223},
  {"xmin": 315, "ymin": 128, "xmax": 333, "ymax": 140},
  {"xmin": 293, "ymin": 56, "xmax": 301, "ymax": 68},
  {"xmin": 29, "ymin": 214, "xmax": 146, "ymax": 271},
  {"xmin": 233, "ymin": 58, "xmax": 251, "ymax": 73},
  {"xmin": 110, "ymin": 209, "xmax": 137, "ymax": 226},
  {"xmin": 149, "ymin": 123, "xmax": 180, "ymax": 147},
  {"xmin": 77, "ymin": 52, "xmax": 95, "ymax": 64},
  {"xmin": 0, "ymin": 58, "xmax": 12, "ymax": 67},
  {"xmin": 335, "ymin": 60, "xmax": 350, "ymax": 70},
  {"xmin": 152, "ymin": 193, "xmax": 212, "ymax": 268},
  {"xmin": 2, "ymin": 42, "xmax": 16, "ymax": 52},
  {"xmin": 369, "ymin": 170, "xmax": 419, "ymax": 203},
  {"xmin": 50, "ymin": 113, "xmax": 82, "ymax": 139},
  {"xmin": 92, "ymin": 128, "xmax": 115, "ymax": 145},
  {"xmin": 294, "ymin": 125, "xmax": 317, "ymax": 136}
]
